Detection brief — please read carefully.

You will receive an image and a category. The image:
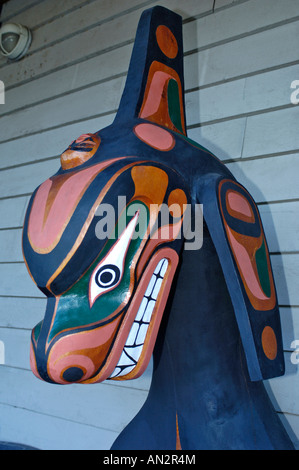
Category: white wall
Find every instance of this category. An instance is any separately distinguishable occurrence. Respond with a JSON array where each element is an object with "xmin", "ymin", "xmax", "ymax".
[{"xmin": 0, "ymin": 0, "xmax": 298, "ymax": 450}]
